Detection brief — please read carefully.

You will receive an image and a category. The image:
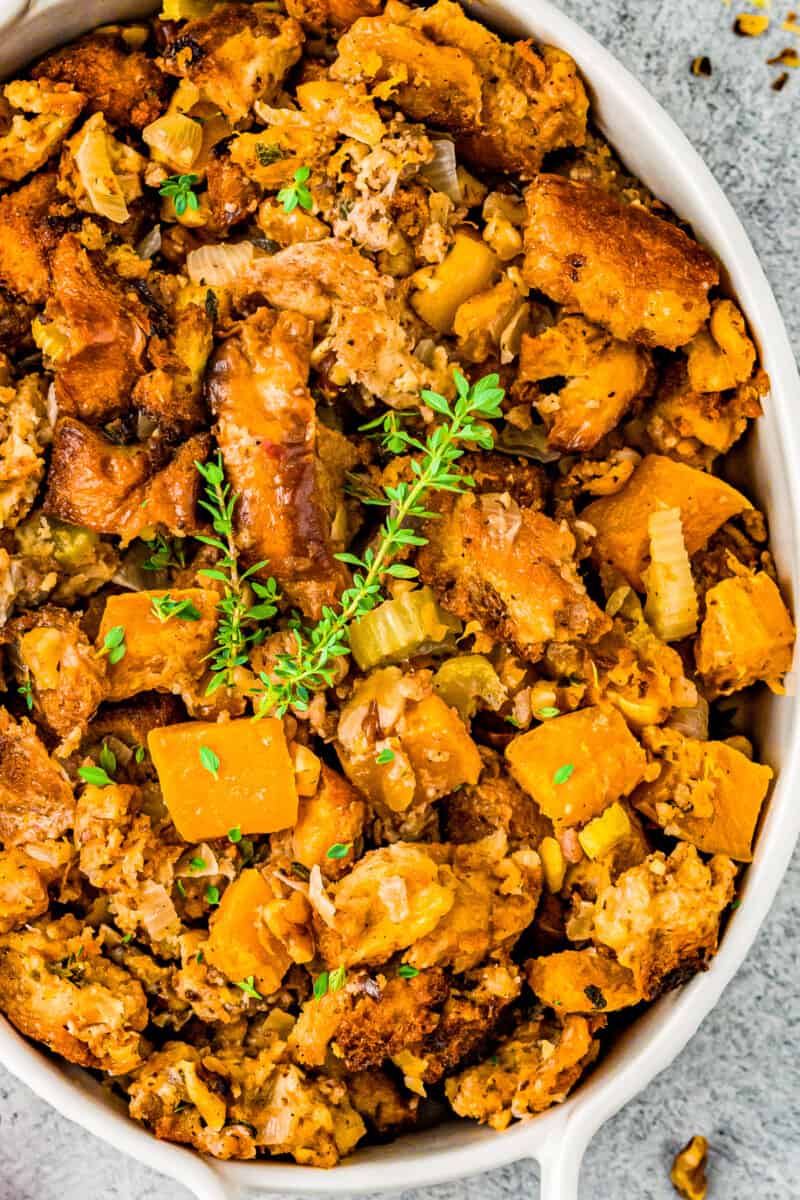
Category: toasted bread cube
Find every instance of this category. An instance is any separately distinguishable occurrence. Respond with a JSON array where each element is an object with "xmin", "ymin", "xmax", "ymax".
[
  {"xmin": 148, "ymin": 717, "xmax": 297, "ymax": 840},
  {"xmin": 205, "ymin": 869, "xmax": 291, "ymax": 996},
  {"xmin": 695, "ymin": 571, "xmax": 794, "ymax": 697},
  {"xmin": 522, "ymin": 175, "xmax": 718, "ymax": 349},
  {"xmin": 527, "ymin": 948, "xmax": 641, "ymax": 1013},
  {"xmin": 583, "ymin": 454, "xmax": 750, "ymax": 590},
  {"xmin": 633, "ymin": 728, "xmax": 772, "ymax": 861},
  {"xmin": 505, "ymin": 705, "xmax": 647, "ymax": 830}
]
